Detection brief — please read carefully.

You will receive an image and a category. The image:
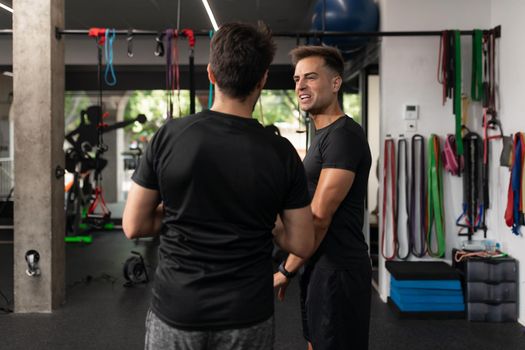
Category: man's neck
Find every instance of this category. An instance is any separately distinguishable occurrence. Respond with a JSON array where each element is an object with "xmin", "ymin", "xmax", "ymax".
[
  {"xmin": 211, "ymin": 92, "xmax": 257, "ymax": 119},
  {"xmin": 311, "ymin": 103, "xmax": 345, "ymax": 129}
]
